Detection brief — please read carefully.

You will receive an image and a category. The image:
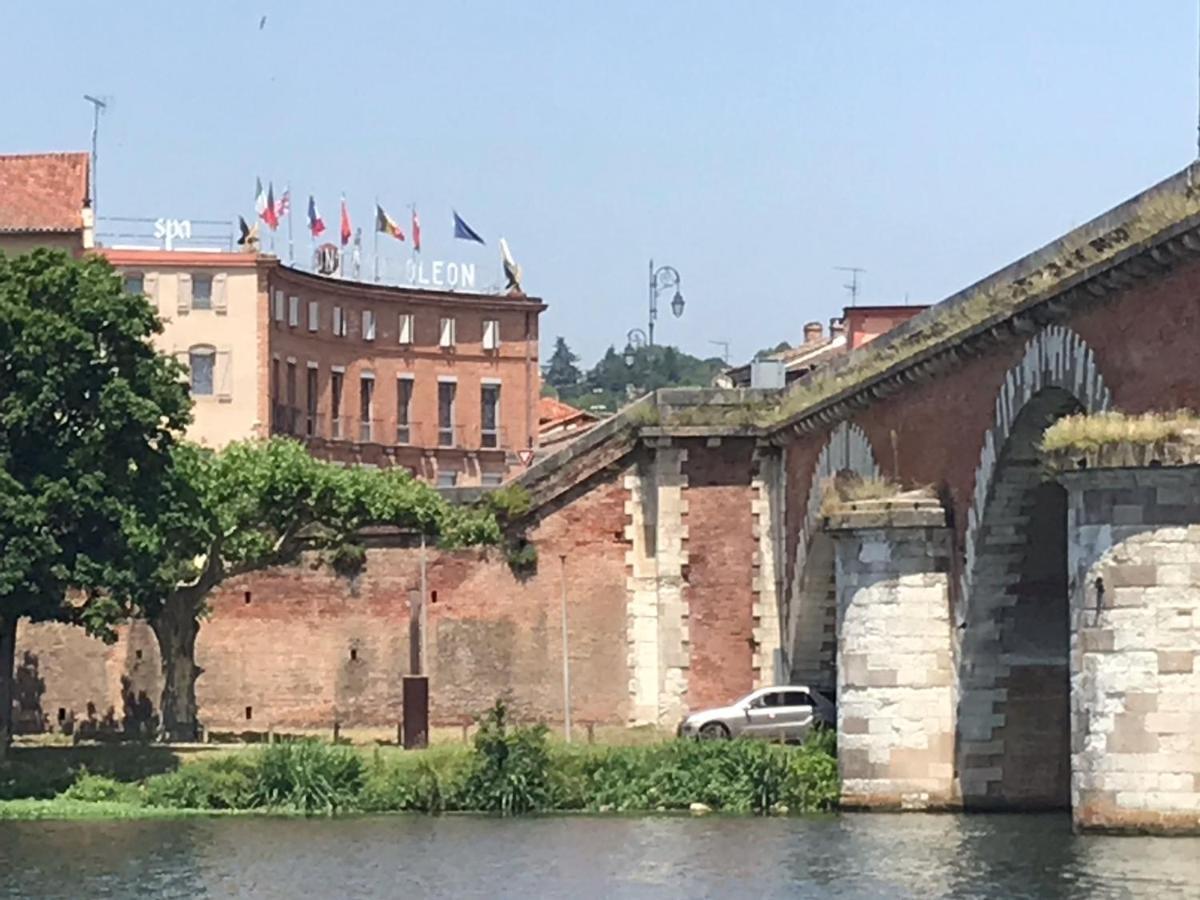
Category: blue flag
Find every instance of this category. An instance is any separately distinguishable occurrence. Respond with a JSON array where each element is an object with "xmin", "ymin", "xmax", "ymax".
[{"xmin": 453, "ymin": 210, "xmax": 486, "ymax": 245}]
